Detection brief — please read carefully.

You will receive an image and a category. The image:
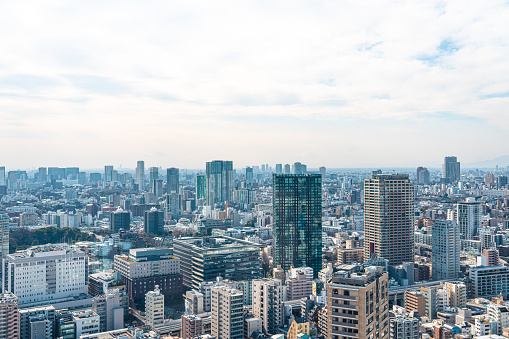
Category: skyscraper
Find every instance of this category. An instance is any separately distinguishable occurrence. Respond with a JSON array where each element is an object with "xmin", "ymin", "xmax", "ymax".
[
  {"xmin": 0, "ymin": 167, "xmax": 5, "ymax": 186},
  {"xmin": 104, "ymin": 166, "xmax": 113, "ymax": 183},
  {"xmin": 166, "ymin": 168, "xmax": 179, "ymax": 194},
  {"xmin": 38, "ymin": 167, "xmax": 47, "ymax": 184},
  {"xmin": 284, "ymin": 164, "xmax": 290, "ymax": 174},
  {"xmin": 442, "ymin": 156, "xmax": 460, "ymax": 183},
  {"xmin": 110, "ymin": 209, "xmax": 131, "ymax": 233},
  {"xmin": 273, "ymin": 174, "xmax": 322, "ymax": 277},
  {"xmin": 457, "ymin": 198, "xmax": 482, "ymax": 239},
  {"xmin": 245, "ymin": 167, "xmax": 253, "ymax": 182},
  {"xmin": 206, "ymin": 160, "xmax": 233, "ymax": 205},
  {"xmin": 196, "ymin": 175, "xmax": 206, "ymax": 200},
  {"xmin": 416, "ymin": 167, "xmax": 430, "ymax": 184},
  {"xmin": 144, "ymin": 208, "xmax": 165, "ymax": 235},
  {"xmin": 293, "ymin": 162, "xmax": 307, "ymax": 174},
  {"xmin": 364, "ymin": 173, "xmax": 414, "ymax": 265},
  {"xmin": 0, "ymin": 213, "xmax": 8, "ymax": 287},
  {"xmin": 432, "ymin": 220, "xmax": 460, "ymax": 280},
  {"xmin": 252, "ymin": 279, "xmax": 282, "ymax": 335},
  {"xmin": 319, "ymin": 166, "xmax": 326, "ymax": 178},
  {"xmin": 275, "ymin": 164, "xmax": 282, "ymax": 174},
  {"xmin": 136, "ymin": 161, "xmax": 145, "ymax": 191}
]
